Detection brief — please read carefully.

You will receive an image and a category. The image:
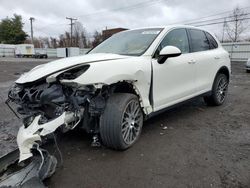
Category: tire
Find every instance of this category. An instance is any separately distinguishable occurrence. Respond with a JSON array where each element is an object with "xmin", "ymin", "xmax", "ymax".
[
  {"xmin": 100, "ymin": 93, "xmax": 143, "ymax": 150},
  {"xmin": 204, "ymin": 73, "xmax": 229, "ymax": 106},
  {"xmin": 246, "ymin": 70, "xmax": 250, "ymax": 73}
]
